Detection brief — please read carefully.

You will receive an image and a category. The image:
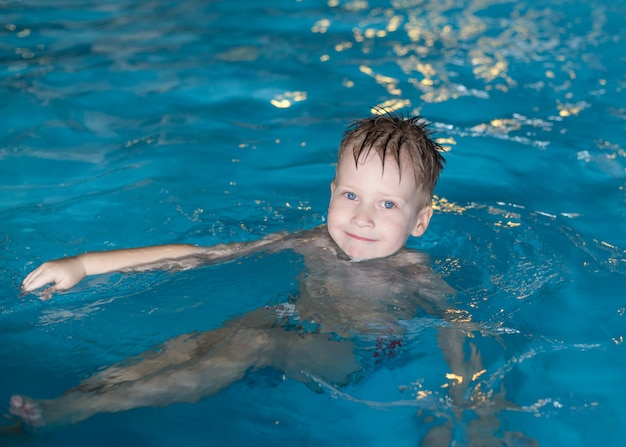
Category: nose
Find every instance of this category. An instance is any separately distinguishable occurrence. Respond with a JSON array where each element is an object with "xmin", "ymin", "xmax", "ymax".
[{"xmin": 351, "ymin": 204, "xmax": 374, "ymax": 228}]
